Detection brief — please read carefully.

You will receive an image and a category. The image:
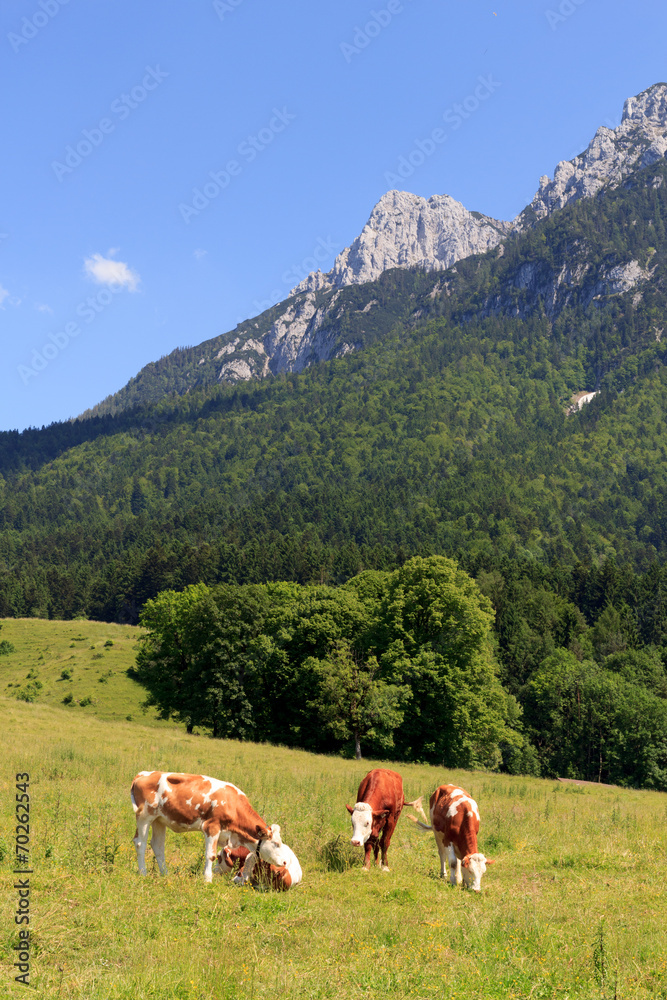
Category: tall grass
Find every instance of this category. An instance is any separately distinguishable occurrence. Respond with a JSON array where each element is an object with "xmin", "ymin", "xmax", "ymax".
[{"xmin": 2, "ymin": 697, "xmax": 667, "ymax": 998}]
